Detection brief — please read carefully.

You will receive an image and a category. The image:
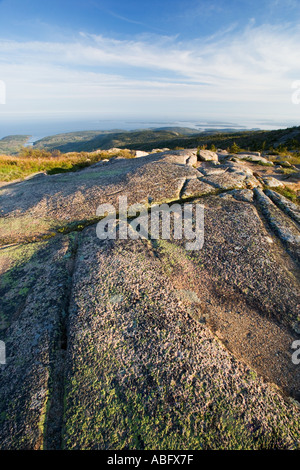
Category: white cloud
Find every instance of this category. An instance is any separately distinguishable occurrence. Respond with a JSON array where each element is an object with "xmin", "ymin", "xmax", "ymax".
[{"xmin": 0, "ymin": 22, "xmax": 300, "ymax": 120}]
